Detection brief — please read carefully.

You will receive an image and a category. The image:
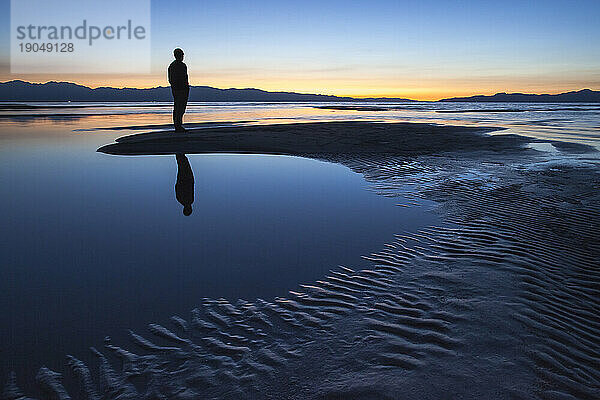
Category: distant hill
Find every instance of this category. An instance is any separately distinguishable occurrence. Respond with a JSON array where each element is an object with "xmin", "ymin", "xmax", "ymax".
[
  {"xmin": 440, "ymin": 89, "xmax": 600, "ymax": 103},
  {"xmin": 0, "ymin": 80, "xmax": 415, "ymax": 103}
]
